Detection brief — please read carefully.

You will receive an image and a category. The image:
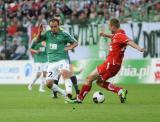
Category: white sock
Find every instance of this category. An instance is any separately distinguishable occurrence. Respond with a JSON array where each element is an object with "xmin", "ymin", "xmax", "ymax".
[
  {"xmin": 52, "ymin": 84, "xmax": 66, "ymax": 97},
  {"xmin": 118, "ymin": 89, "xmax": 123, "ymax": 96},
  {"xmin": 64, "ymin": 79, "xmax": 72, "ymax": 95},
  {"xmin": 29, "ymin": 78, "xmax": 37, "ymax": 86},
  {"xmin": 39, "ymin": 77, "xmax": 46, "ymax": 90}
]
